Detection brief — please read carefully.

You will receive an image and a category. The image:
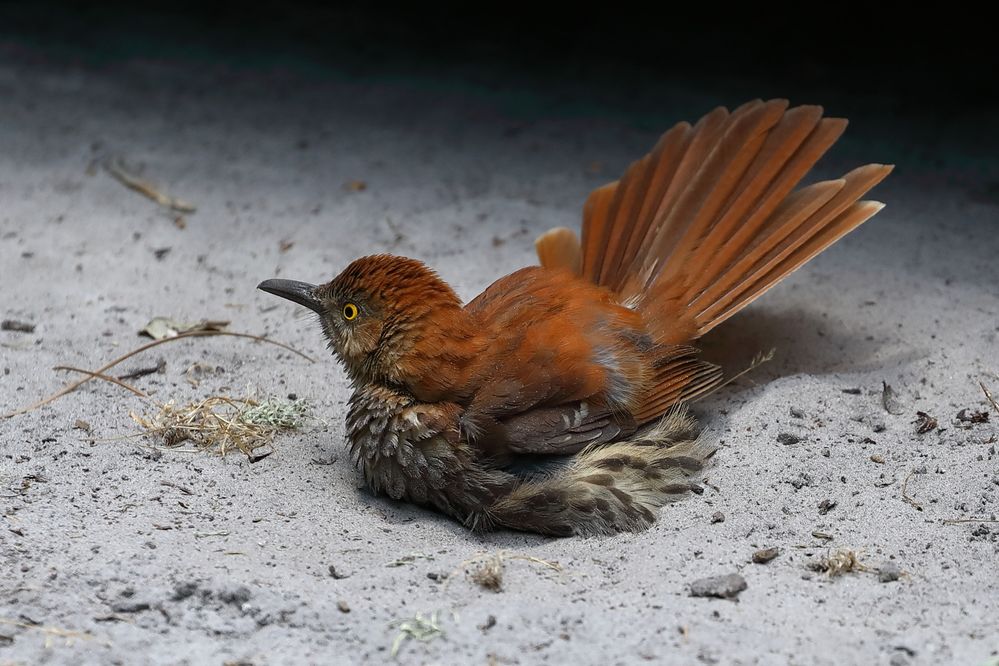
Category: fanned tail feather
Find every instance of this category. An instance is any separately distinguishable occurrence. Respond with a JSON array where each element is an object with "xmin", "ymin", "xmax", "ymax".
[{"xmin": 536, "ymin": 100, "xmax": 892, "ymax": 424}]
